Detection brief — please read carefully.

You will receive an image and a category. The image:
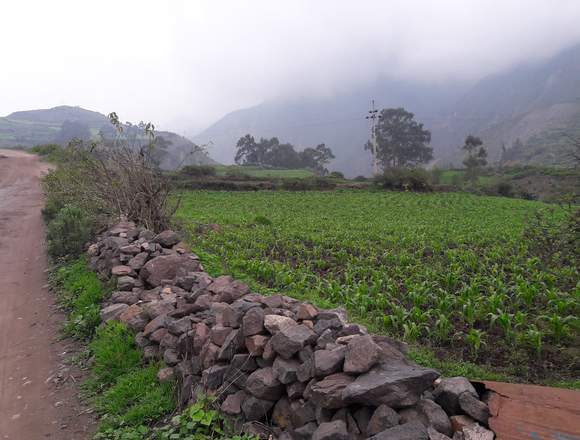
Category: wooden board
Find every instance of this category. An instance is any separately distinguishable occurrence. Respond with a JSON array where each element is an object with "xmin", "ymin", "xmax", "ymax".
[{"xmin": 479, "ymin": 381, "xmax": 580, "ymax": 440}]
